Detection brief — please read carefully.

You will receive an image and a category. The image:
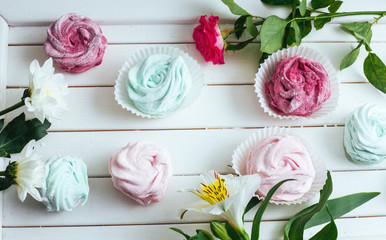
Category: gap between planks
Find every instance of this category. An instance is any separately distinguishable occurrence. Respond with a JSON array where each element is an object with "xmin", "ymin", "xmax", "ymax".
[
  {"xmin": 3, "ymin": 215, "xmax": 386, "ymax": 229},
  {"xmin": 5, "ymin": 82, "xmax": 370, "ymax": 88}
]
